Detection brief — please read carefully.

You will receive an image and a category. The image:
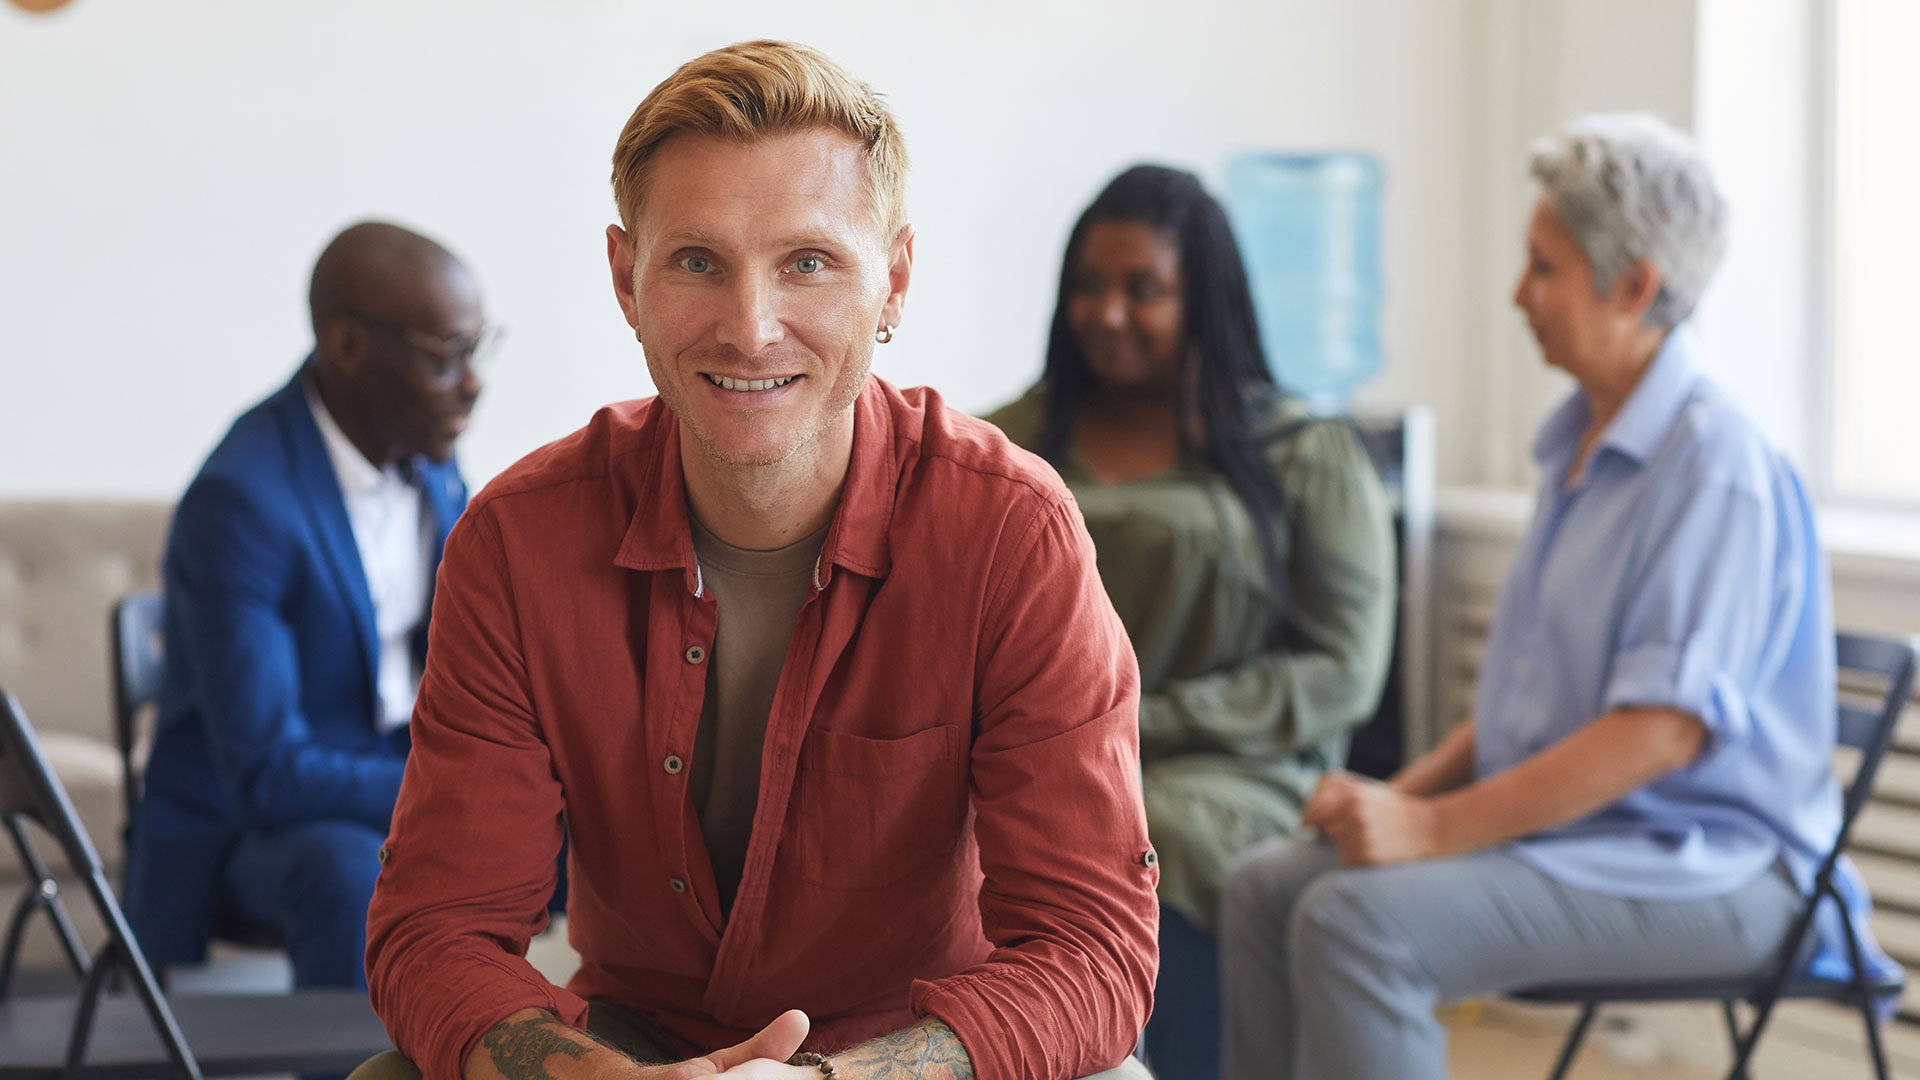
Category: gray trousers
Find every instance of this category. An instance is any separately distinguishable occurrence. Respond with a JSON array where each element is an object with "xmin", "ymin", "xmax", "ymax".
[
  {"xmin": 1218, "ymin": 838, "xmax": 1801, "ymax": 1080},
  {"xmin": 348, "ymin": 1002, "xmax": 1154, "ymax": 1080}
]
